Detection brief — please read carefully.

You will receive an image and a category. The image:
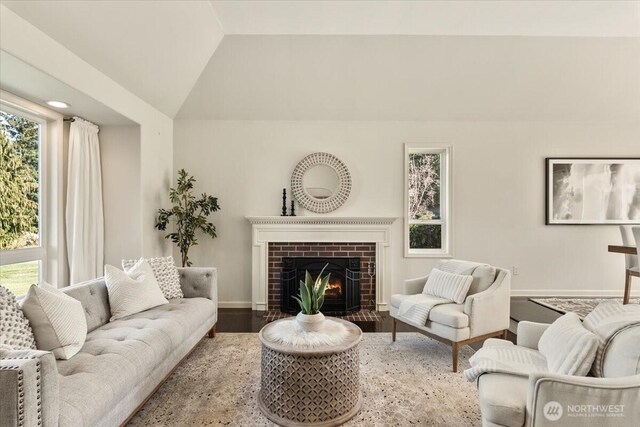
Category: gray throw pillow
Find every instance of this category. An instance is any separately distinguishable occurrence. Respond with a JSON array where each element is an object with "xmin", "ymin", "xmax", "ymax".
[{"xmin": 0, "ymin": 285, "xmax": 37, "ymax": 350}]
